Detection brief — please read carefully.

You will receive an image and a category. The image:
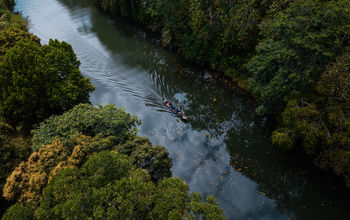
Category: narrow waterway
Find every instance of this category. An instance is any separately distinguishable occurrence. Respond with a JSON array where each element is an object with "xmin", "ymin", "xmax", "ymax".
[{"xmin": 15, "ymin": 0, "xmax": 350, "ymax": 219}]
